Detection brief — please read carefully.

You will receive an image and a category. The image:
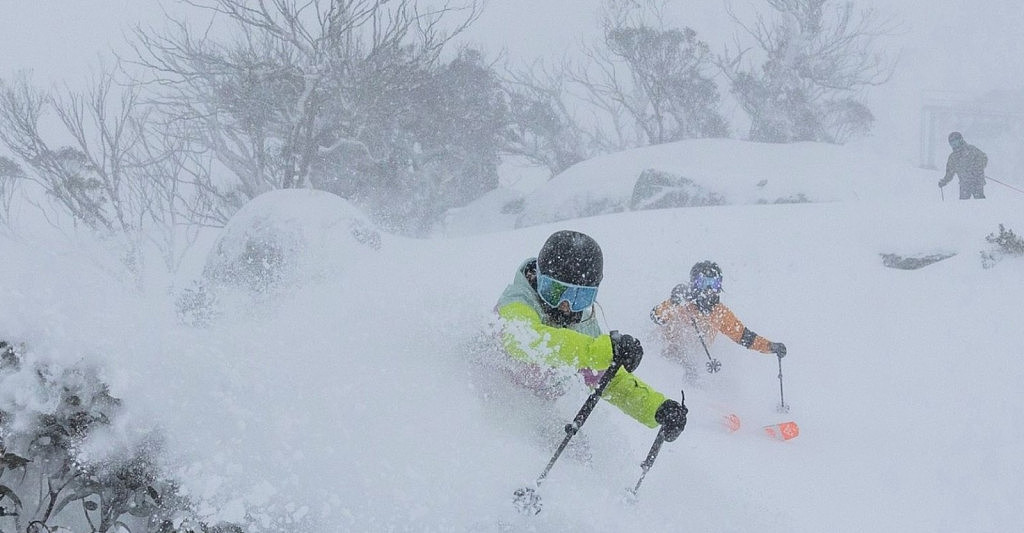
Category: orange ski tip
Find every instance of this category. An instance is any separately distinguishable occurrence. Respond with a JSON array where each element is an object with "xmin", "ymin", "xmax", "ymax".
[
  {"xmin": 722, "ymin": 413, "xmax": 741, "ymax": 432},
  {"xmin": 764, "ymin": 421, "xmax": 800, "ymax": 441}
]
